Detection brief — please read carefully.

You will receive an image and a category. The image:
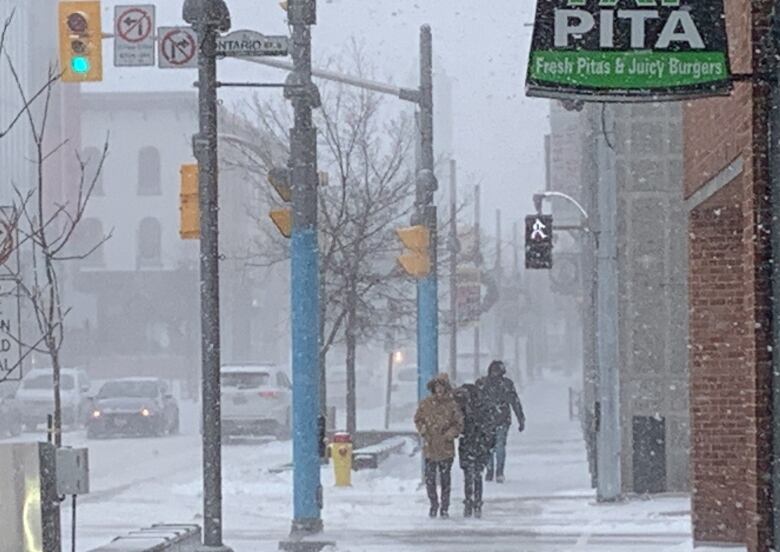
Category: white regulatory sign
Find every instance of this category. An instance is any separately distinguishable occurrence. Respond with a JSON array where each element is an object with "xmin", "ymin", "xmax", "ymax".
[
  {"xmin": 158, "ymin": 26, "xmax": 198, "ymax": 69},
  {"xmin": 0, "ymin": 279, "xmax": 21, "ymax": 381},
  {"xmin": 114, "ymin": 5, "xmax": 155, "ymax": 67}
]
